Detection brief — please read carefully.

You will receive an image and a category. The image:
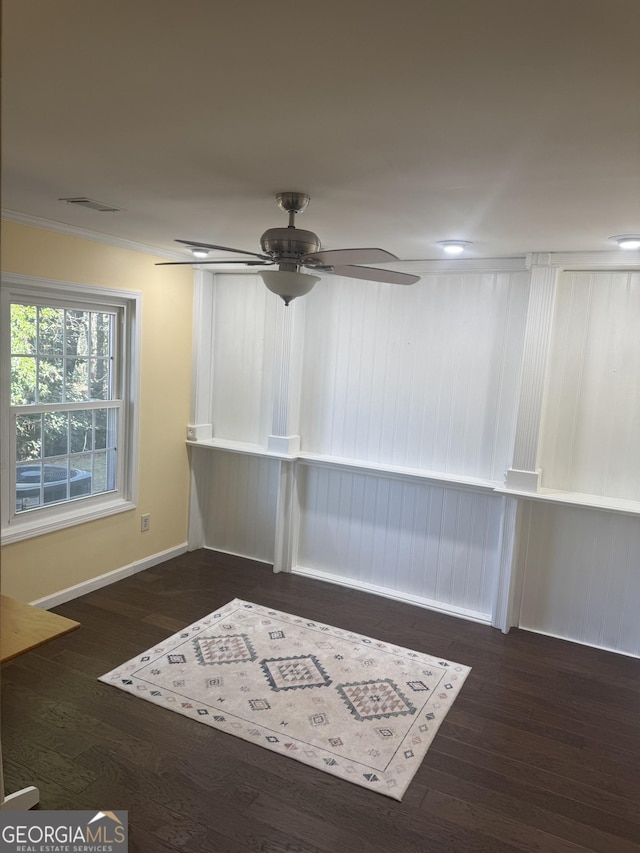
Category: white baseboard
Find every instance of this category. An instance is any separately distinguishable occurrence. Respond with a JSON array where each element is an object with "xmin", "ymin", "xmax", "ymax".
[
  {"xmin": 292, "ymin": 565, "xmax": 492, "ymax": 625},
  {"xmin": 202, "ymin": 545, "xmax": 273, "ymax": 566},
  {"xmin": 30, "ymin": 542, "xmax": 189, "ymax": 609},
  {"xmin": 519, "ymin": 626, "xmax": 640, "ymax": 660}
]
